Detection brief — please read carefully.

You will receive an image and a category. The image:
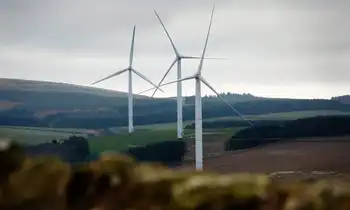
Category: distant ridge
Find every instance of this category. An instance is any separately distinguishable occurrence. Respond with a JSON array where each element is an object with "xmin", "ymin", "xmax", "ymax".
[
  {"xmin": 0, "ymin": 78, "xmax": 149, "ymax": 98},
  {"xmin": 332, "ymin": 95, "xmax": 350, "ymax": 104}
]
